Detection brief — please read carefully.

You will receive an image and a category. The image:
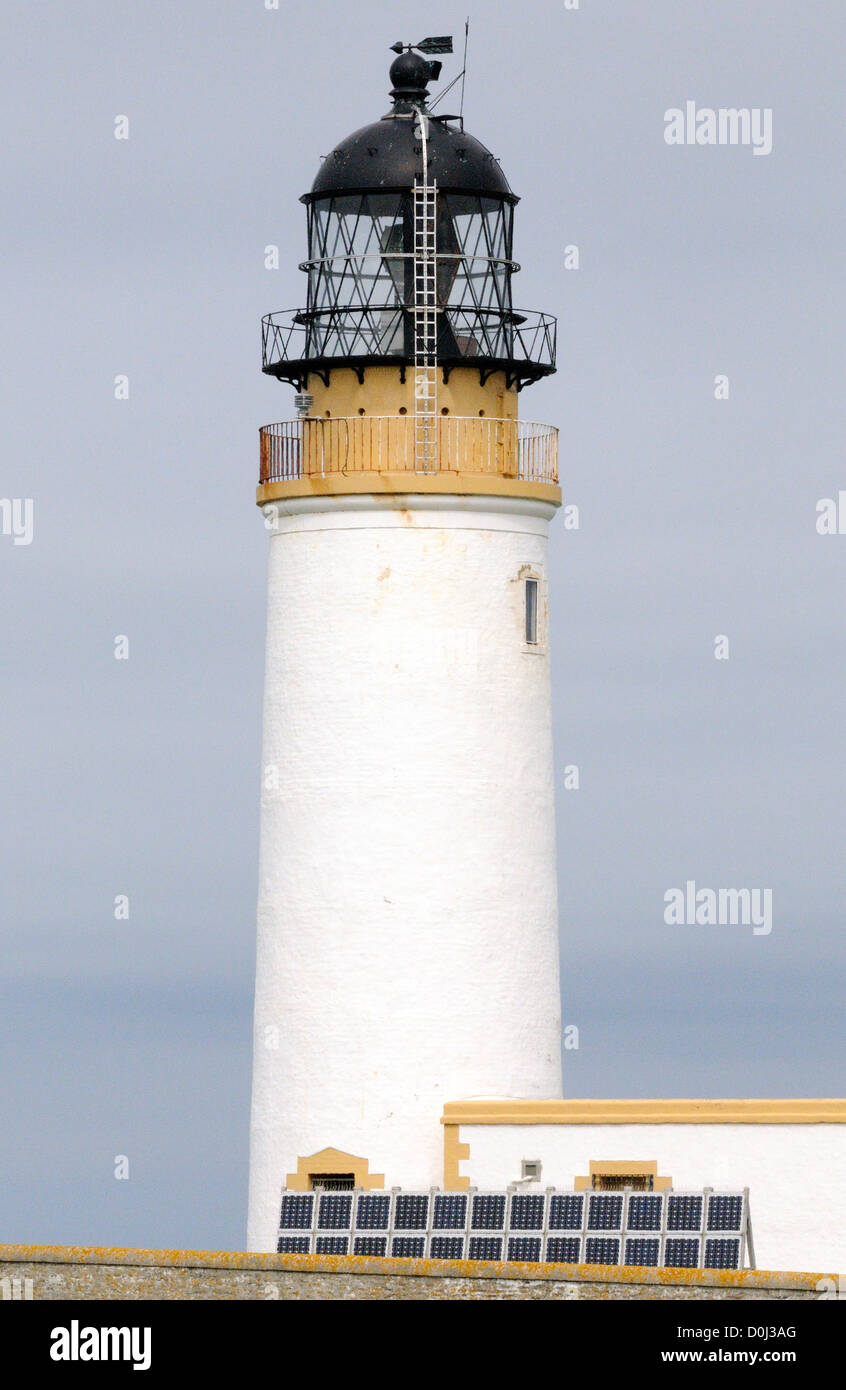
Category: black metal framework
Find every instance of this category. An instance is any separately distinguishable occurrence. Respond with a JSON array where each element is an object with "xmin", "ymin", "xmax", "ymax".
[{"xmin": 263, "ymin": 188, "xmax": 556, "ymax": 391}]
